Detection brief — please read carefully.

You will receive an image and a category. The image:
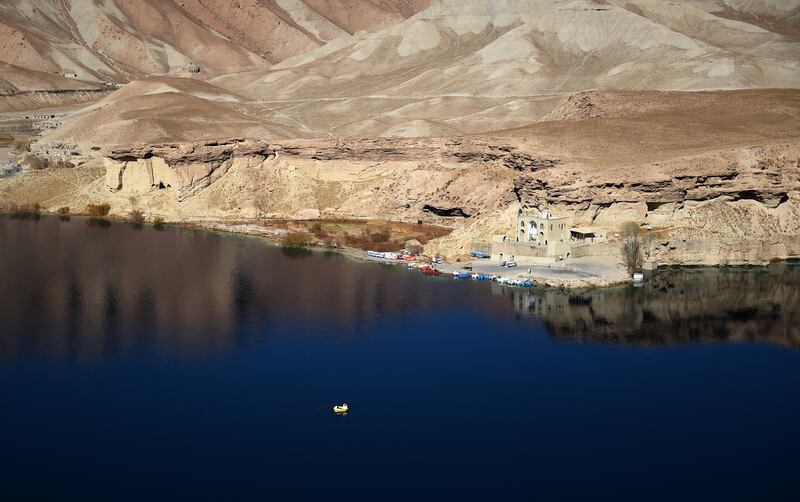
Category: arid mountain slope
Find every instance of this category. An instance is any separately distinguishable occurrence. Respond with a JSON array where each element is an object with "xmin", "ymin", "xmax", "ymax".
[
  {"xmin": 23, "ymin": 0, "xmax": 800, "ymax": 143},
  {"xmin": 219, "ymin": 0, "xmax": 800, "ymax": 100},
  {"xmin": 0, "ymin": 0, "xmax": 429, "ymax": 90},
  {"xmin": 42, "ymin": 77, "xmax": 294, "ymax": 147}
]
